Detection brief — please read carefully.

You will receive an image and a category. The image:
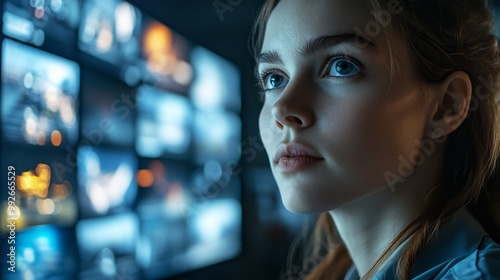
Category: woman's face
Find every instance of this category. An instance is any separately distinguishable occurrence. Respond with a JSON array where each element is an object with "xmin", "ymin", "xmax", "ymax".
[{"xmin": 258, "ymin": 0, "xmax": 433, "ymax": 213}]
